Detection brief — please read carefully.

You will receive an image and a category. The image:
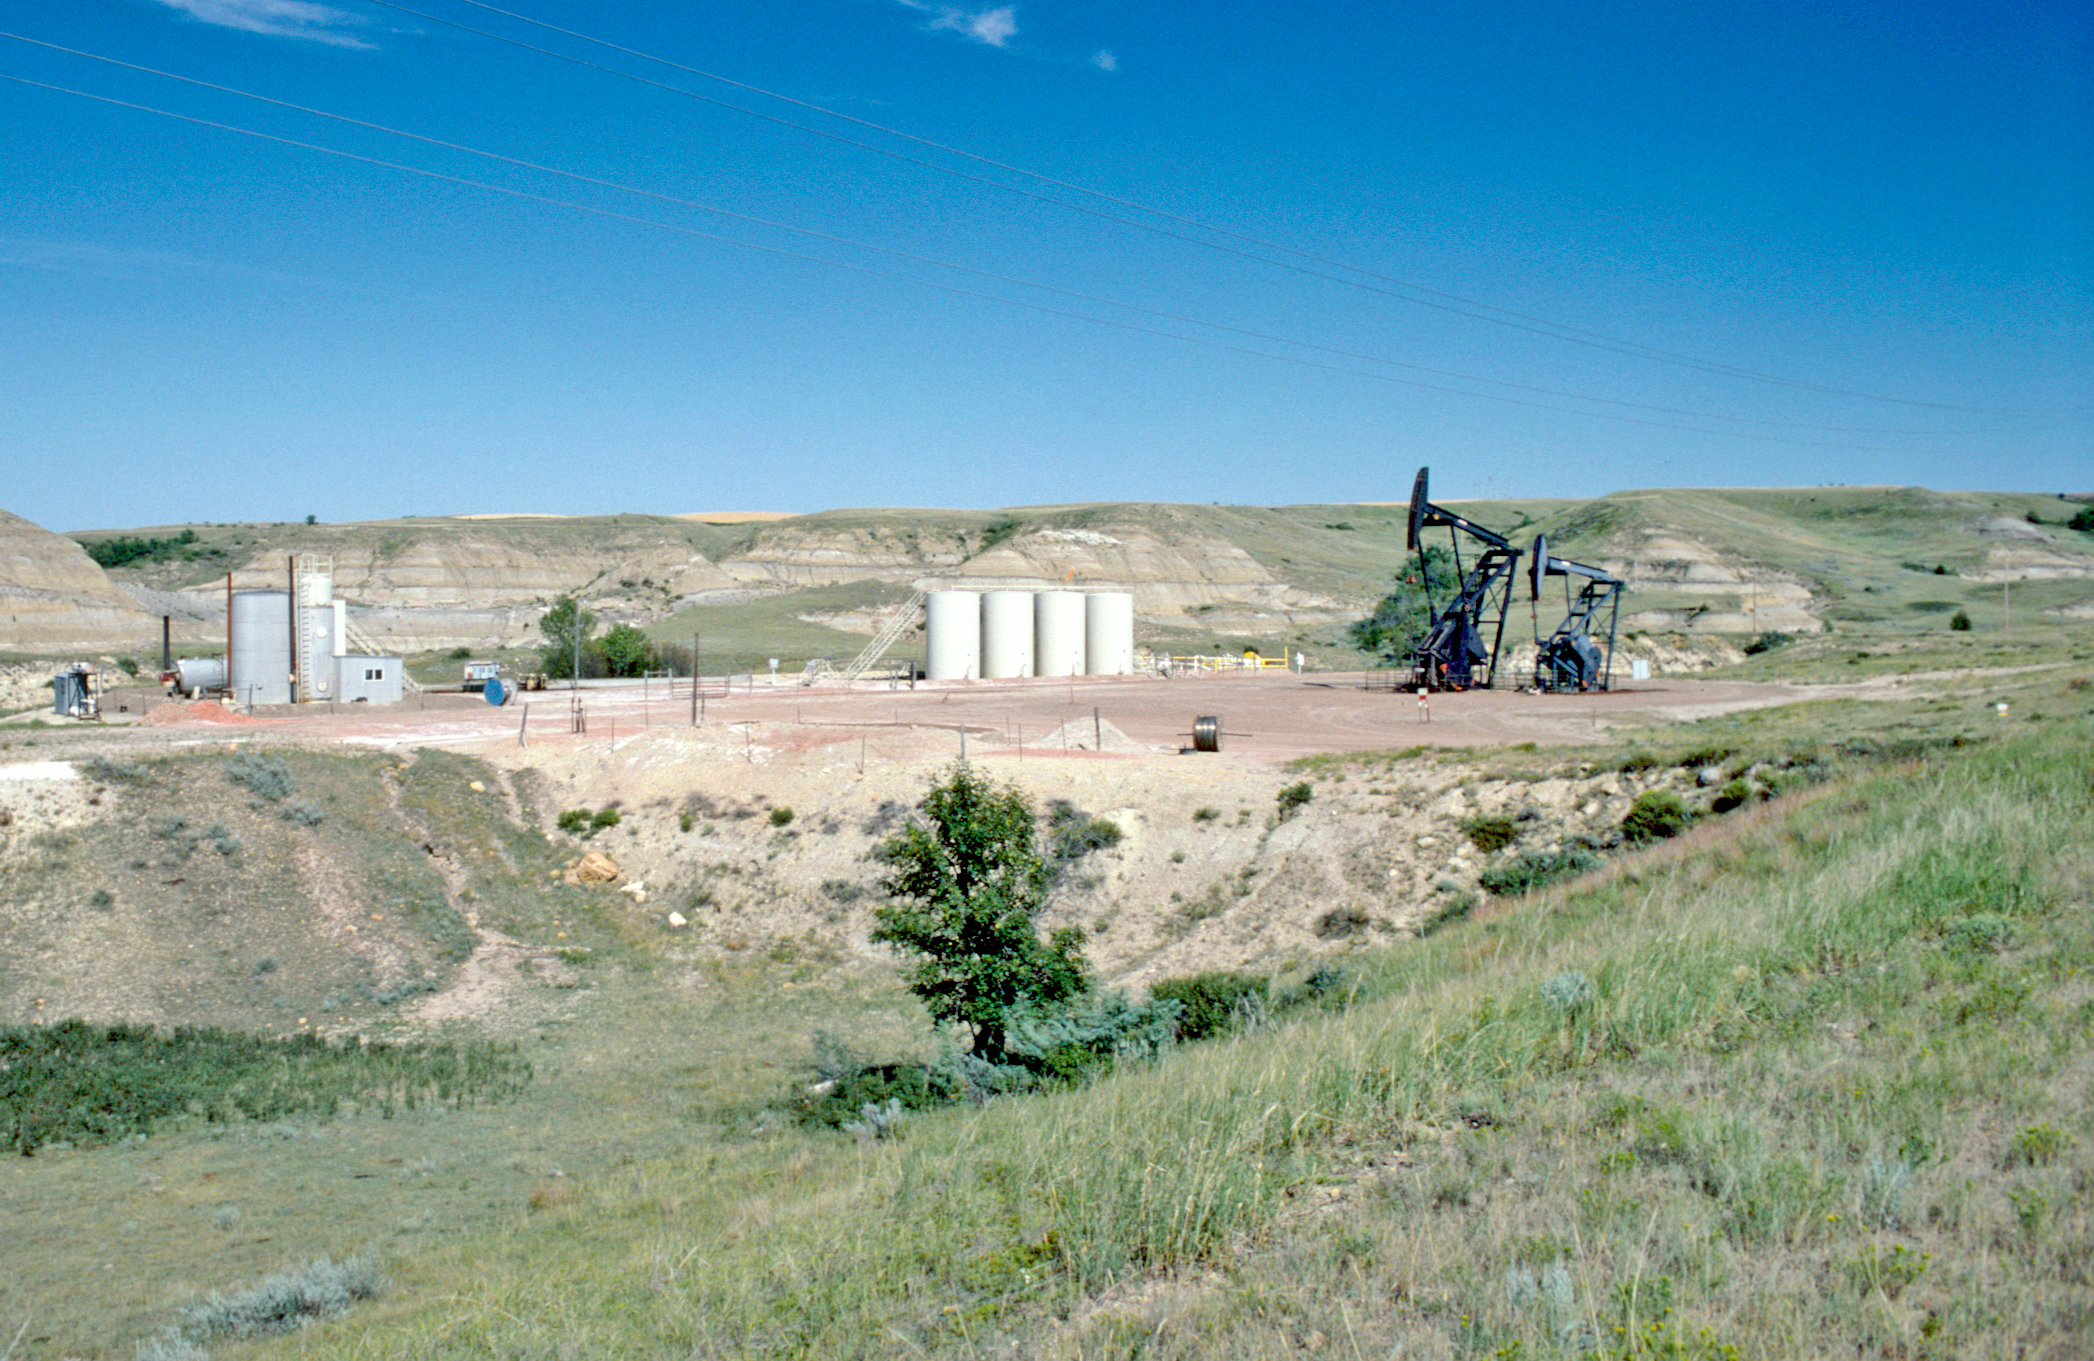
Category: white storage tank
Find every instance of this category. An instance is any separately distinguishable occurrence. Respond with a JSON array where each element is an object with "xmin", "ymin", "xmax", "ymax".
[
  {"xmin": 980, "ymin": 591, "xmax": 1035, "ymax": 679},
  {"xmin": 174, "ymin": 656, "xmax": 226, "ymax": 697},
  {"xmin": 1034, "ymin": 591, "xmax": 1086, "ymax": 678},
  {"xmin": 925, "ymin": 590, "xmax": 982, "ymax": 680},
  {"xmin": 1084, "ymin": 591, "xmax": 1135, "ymax": 675},
  {"xmin": 229, "ymin": 590, "xmax": 292, "ymax": 705}
]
